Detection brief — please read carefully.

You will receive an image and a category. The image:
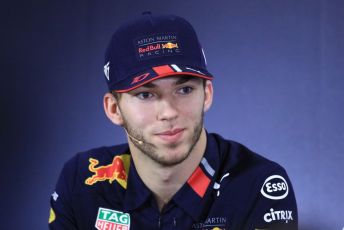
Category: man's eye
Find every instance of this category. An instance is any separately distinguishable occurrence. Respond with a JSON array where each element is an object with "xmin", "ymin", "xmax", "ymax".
[
  {"xmin": 177, "ymin": 86, "xmax": 193, "ymax": 95},
  {"xmin": 136, "ymin": 92, "xmax": 154, "ymax": 100}
]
